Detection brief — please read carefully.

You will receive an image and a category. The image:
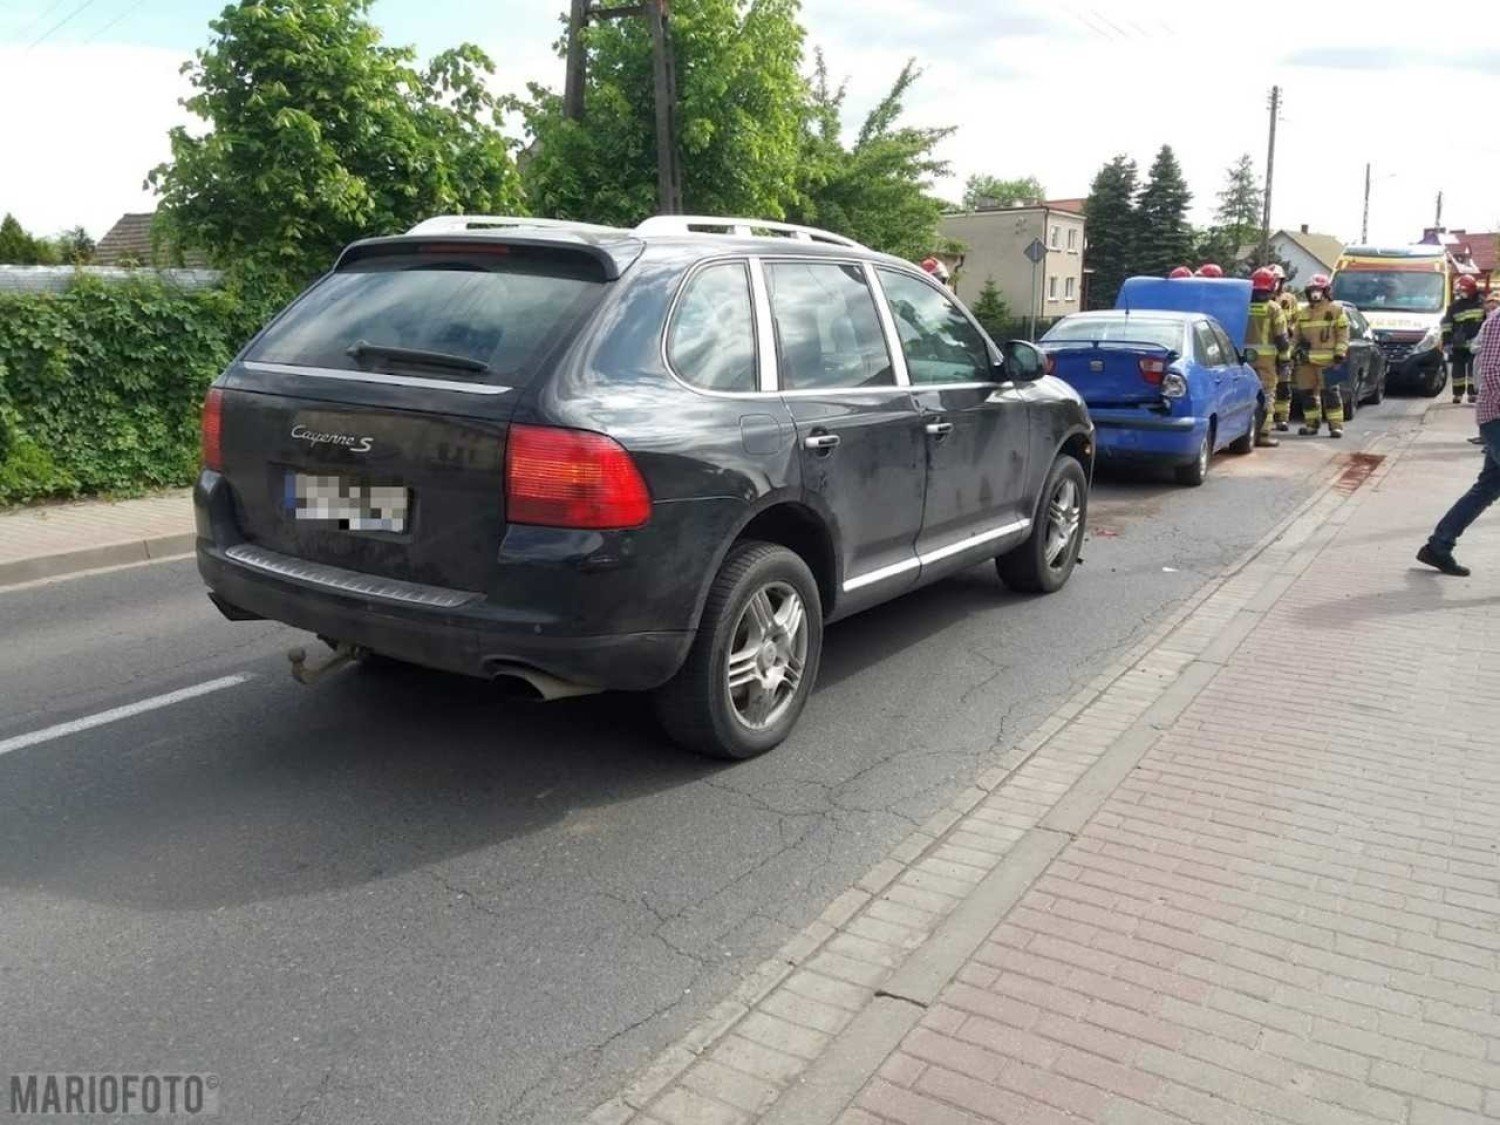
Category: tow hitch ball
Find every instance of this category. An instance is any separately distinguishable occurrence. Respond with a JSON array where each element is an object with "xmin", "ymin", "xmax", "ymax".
[{"xmin": 287, "ymin": 640, "xmax": 362, "ymax": 686}]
